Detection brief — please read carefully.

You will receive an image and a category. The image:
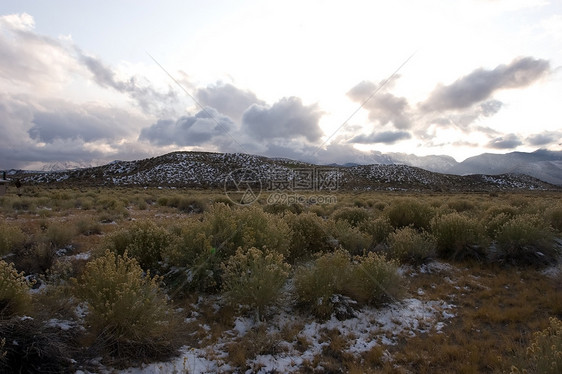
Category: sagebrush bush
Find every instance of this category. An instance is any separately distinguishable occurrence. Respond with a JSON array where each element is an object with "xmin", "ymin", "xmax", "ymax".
[
  {"xmin": 74, "ymin": 217, "xmax": 103, "ymax": 236},
  {"xmin": 332, "ymin": 207, "xmax": 370, "ymax": 228},
  {"xmin": 73, "ymin": 250, "xmax": 180, "ymax": 364},
  {"xmin": 447, "ymin": 198, "xmax": 475, "ymax": 212},
  {"xmin": 0, "ymin": 260, "xmax": 31, "ymax": 318},
  {"xmin": 0, "ymin": 316, "xmax": 78, "ymax": 373},
  {"xmin": 431, "ymin": 213, "xmax": 489, "ymax": 261},
  {"xmin": 545, "ymin": 204, "xmax": 562, "ymax": 233},
  {"xmin": 0, "ymin": 223, "xmax": 25, "ymax": 256},
  {"xmin": 165, "ymin": 204, "xmax": 291, "ymax": 293},
  {"xmin": 495, "ymin": 214, "xmax": 555, "ymax": 265},
  {"xmin": 347, "ymin": 252, "xmax": 402, "ymax": 305},
  {"xmin": 385, "ymin": 198, "xmax": 434, "ymax": 230},
  {"xmin": 511, "ymin": 317, "xmax": 562, "ymax": 374},
  {"xmin": 387, "ymin": 227, "xmax": 435, "ymax": 265},
  {"xmin": 328, "ymin": 219, "xmax": 371, "ymax": 255},
  {"xmin": 45, "ymin": 222, "xmax": 76, "ymax": 248},
  {"xmin": 106, "ymin": 220, "xmax": 174, "ymax": 271},
  {"xmin": 221, "ymin": 247, "xmax": 290, "ymax": 321},
  {"xmin": 359, "ymin": 217, "xmax": 393, "ymax": 247},
  {"xmin": 284, "ymin": 212, "xmax": 333, "ymax": 263},
  {"xmin": 293, "ymin": 249, "xmax": 352, "ymax": 319}
]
